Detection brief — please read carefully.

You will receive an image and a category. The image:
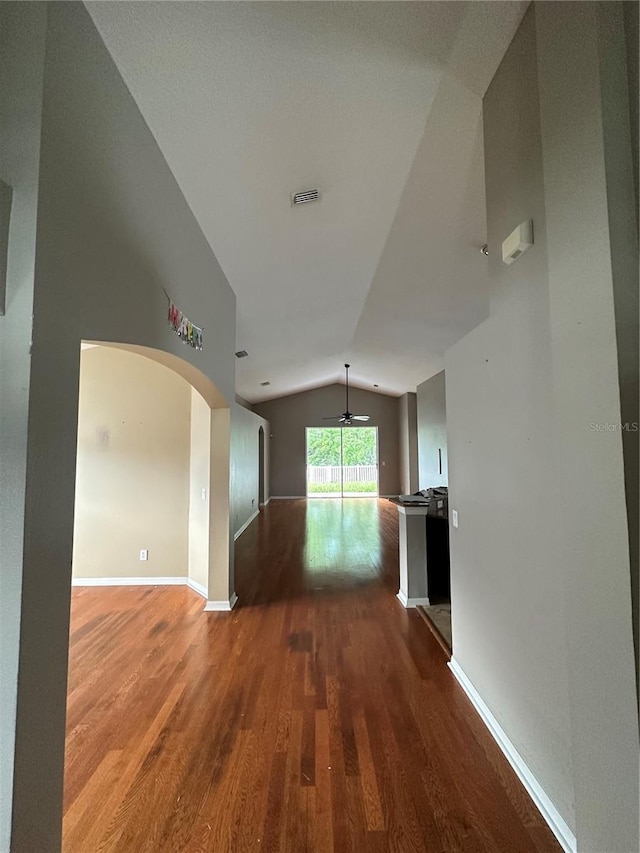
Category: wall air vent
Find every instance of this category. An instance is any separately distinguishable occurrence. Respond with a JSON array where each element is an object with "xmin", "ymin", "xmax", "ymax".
[
  {"xmin": 235, "ymin": 350, "xmax": 249, "ymax": 359},
  {"xmin": 291, "ymin": 188, "xmax": 320, "ymax": 206},
  {"xmin": 260, "ymin": 381, "xmax": 271, "ymax": 387}
]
